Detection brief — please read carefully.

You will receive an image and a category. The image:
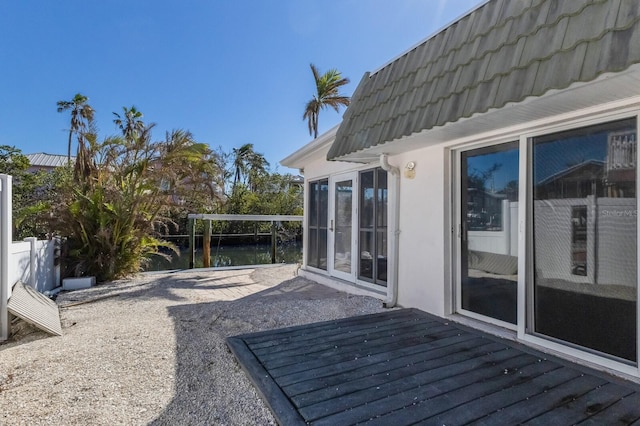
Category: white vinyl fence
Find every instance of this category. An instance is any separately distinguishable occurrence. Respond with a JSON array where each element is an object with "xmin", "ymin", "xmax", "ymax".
[{"xmin": 1, "ymin": 174, "xmax": 59, "ymax": 341}]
